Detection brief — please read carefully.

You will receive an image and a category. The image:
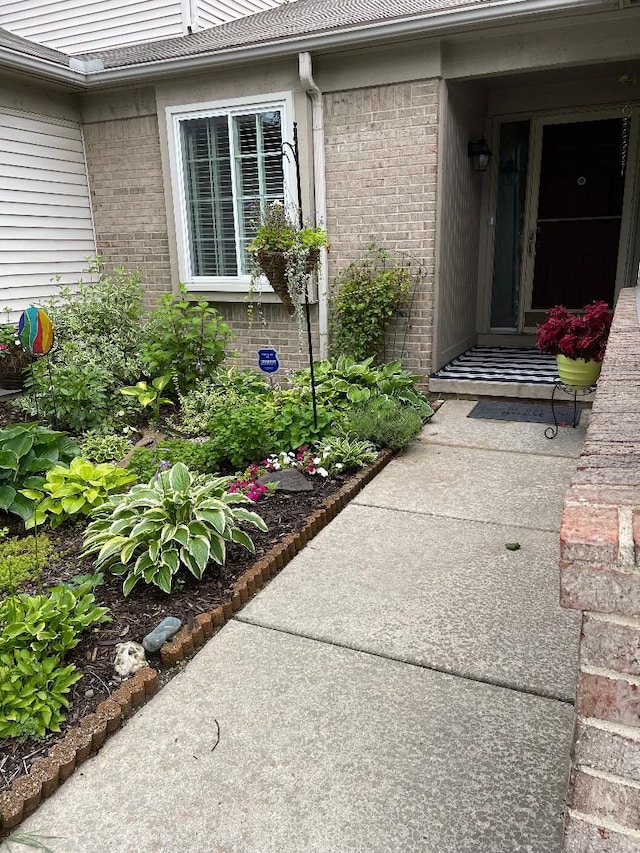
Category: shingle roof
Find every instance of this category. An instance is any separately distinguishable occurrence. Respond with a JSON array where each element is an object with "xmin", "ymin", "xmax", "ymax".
[
  {"xmin": 0, "ymin": 26, "xmax": 70, "ymax": 66},
  {"xmin": 76, "ymin": 0, "xmax": 490, "ymax": 69}
]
